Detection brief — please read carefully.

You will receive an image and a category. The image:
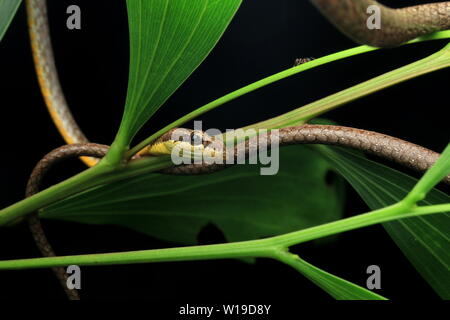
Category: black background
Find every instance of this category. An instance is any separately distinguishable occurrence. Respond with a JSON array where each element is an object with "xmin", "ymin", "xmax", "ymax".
[{"xmin": 0, "ymin": 0, "xmax": 448, "ymax": 302}]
